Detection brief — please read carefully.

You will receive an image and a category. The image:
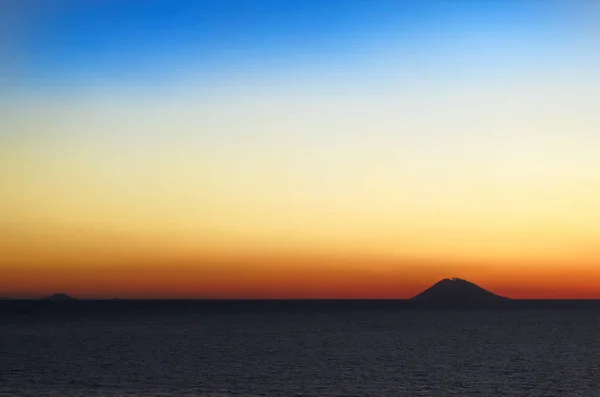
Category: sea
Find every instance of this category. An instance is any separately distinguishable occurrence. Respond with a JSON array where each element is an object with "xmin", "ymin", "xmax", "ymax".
[{"xmin": 1, "ymin": 301, "xmax": 600, "ymax": 396}]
